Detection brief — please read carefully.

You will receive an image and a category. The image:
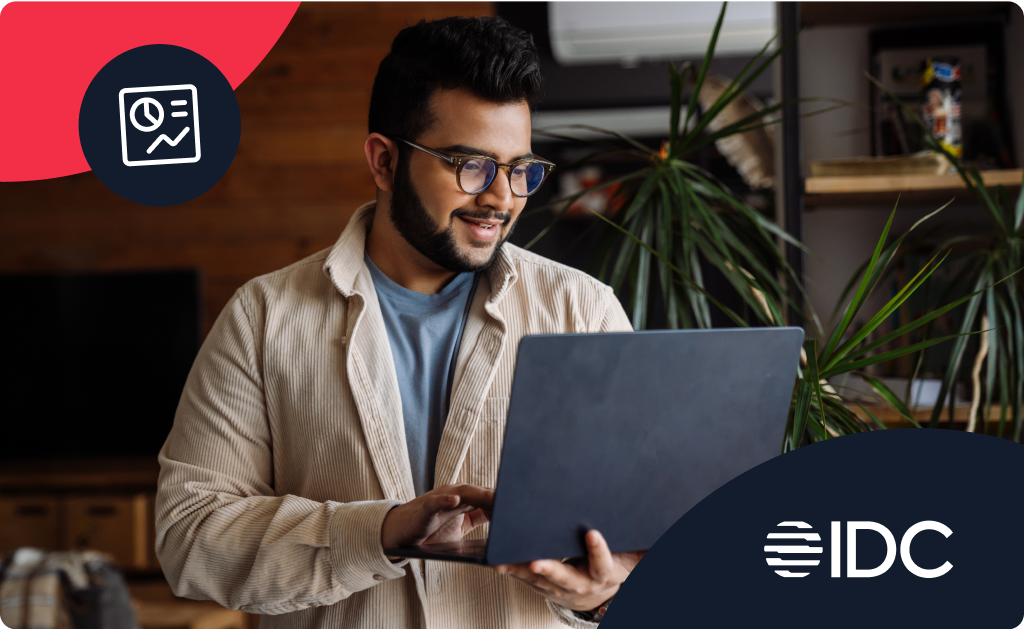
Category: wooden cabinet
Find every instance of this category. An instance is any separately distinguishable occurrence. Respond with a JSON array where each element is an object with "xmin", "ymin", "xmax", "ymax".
[
  {"xmin": 0, "ymin": 493, "xmax": 155, "ymax": 571},
  {"xmin": 64, "ymin": 494, "xmax": 151, "ymax": 570},
  {"xmin": 0, "ymin": 459, "xmax": 161, "ymax": 571},
  {"xmin": 0, "ymin": 497, "xmax": 62, "ymax": 554}
]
